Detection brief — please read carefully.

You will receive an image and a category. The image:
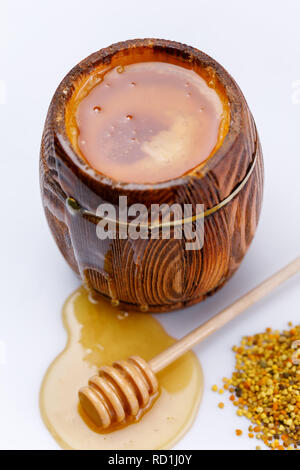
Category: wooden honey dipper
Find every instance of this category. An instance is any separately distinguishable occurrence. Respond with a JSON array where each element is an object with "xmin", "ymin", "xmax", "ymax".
[{"xmin": 79, "ymin": 256, "xmax": 300, "ymax": 429}]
